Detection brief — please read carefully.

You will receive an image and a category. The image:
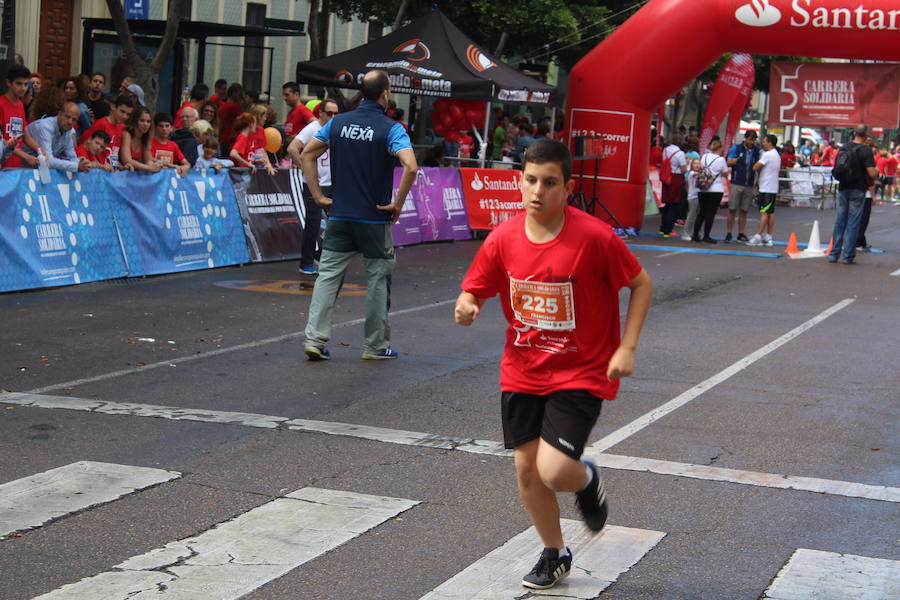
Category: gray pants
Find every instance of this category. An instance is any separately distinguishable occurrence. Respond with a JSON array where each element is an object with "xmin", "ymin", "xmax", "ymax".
[{"xmin": 304, "ymin": 220, "xmax": 395, "ymax": 354}]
